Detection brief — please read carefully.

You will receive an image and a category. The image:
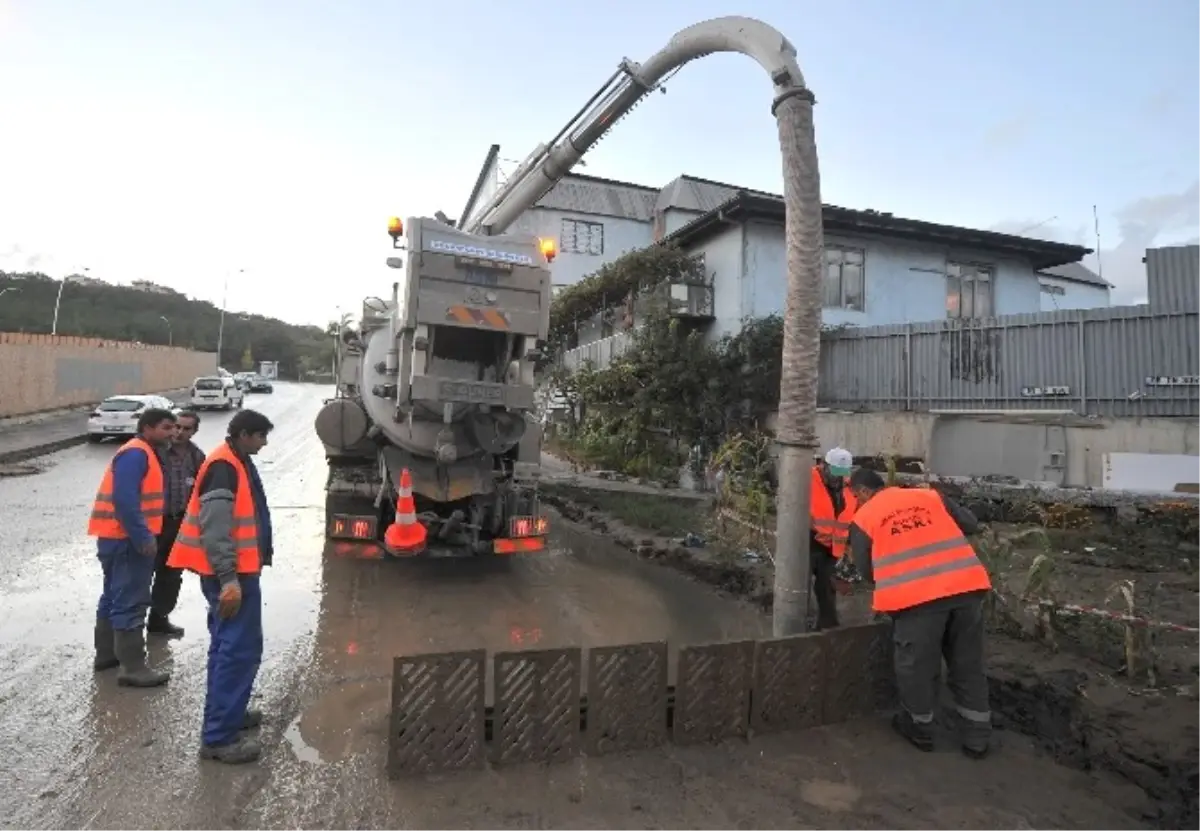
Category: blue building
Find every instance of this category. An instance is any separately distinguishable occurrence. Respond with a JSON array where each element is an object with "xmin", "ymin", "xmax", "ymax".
[{"xmin": 456, "ymin": 147, "xmax": 1108, "ymax": 359}]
